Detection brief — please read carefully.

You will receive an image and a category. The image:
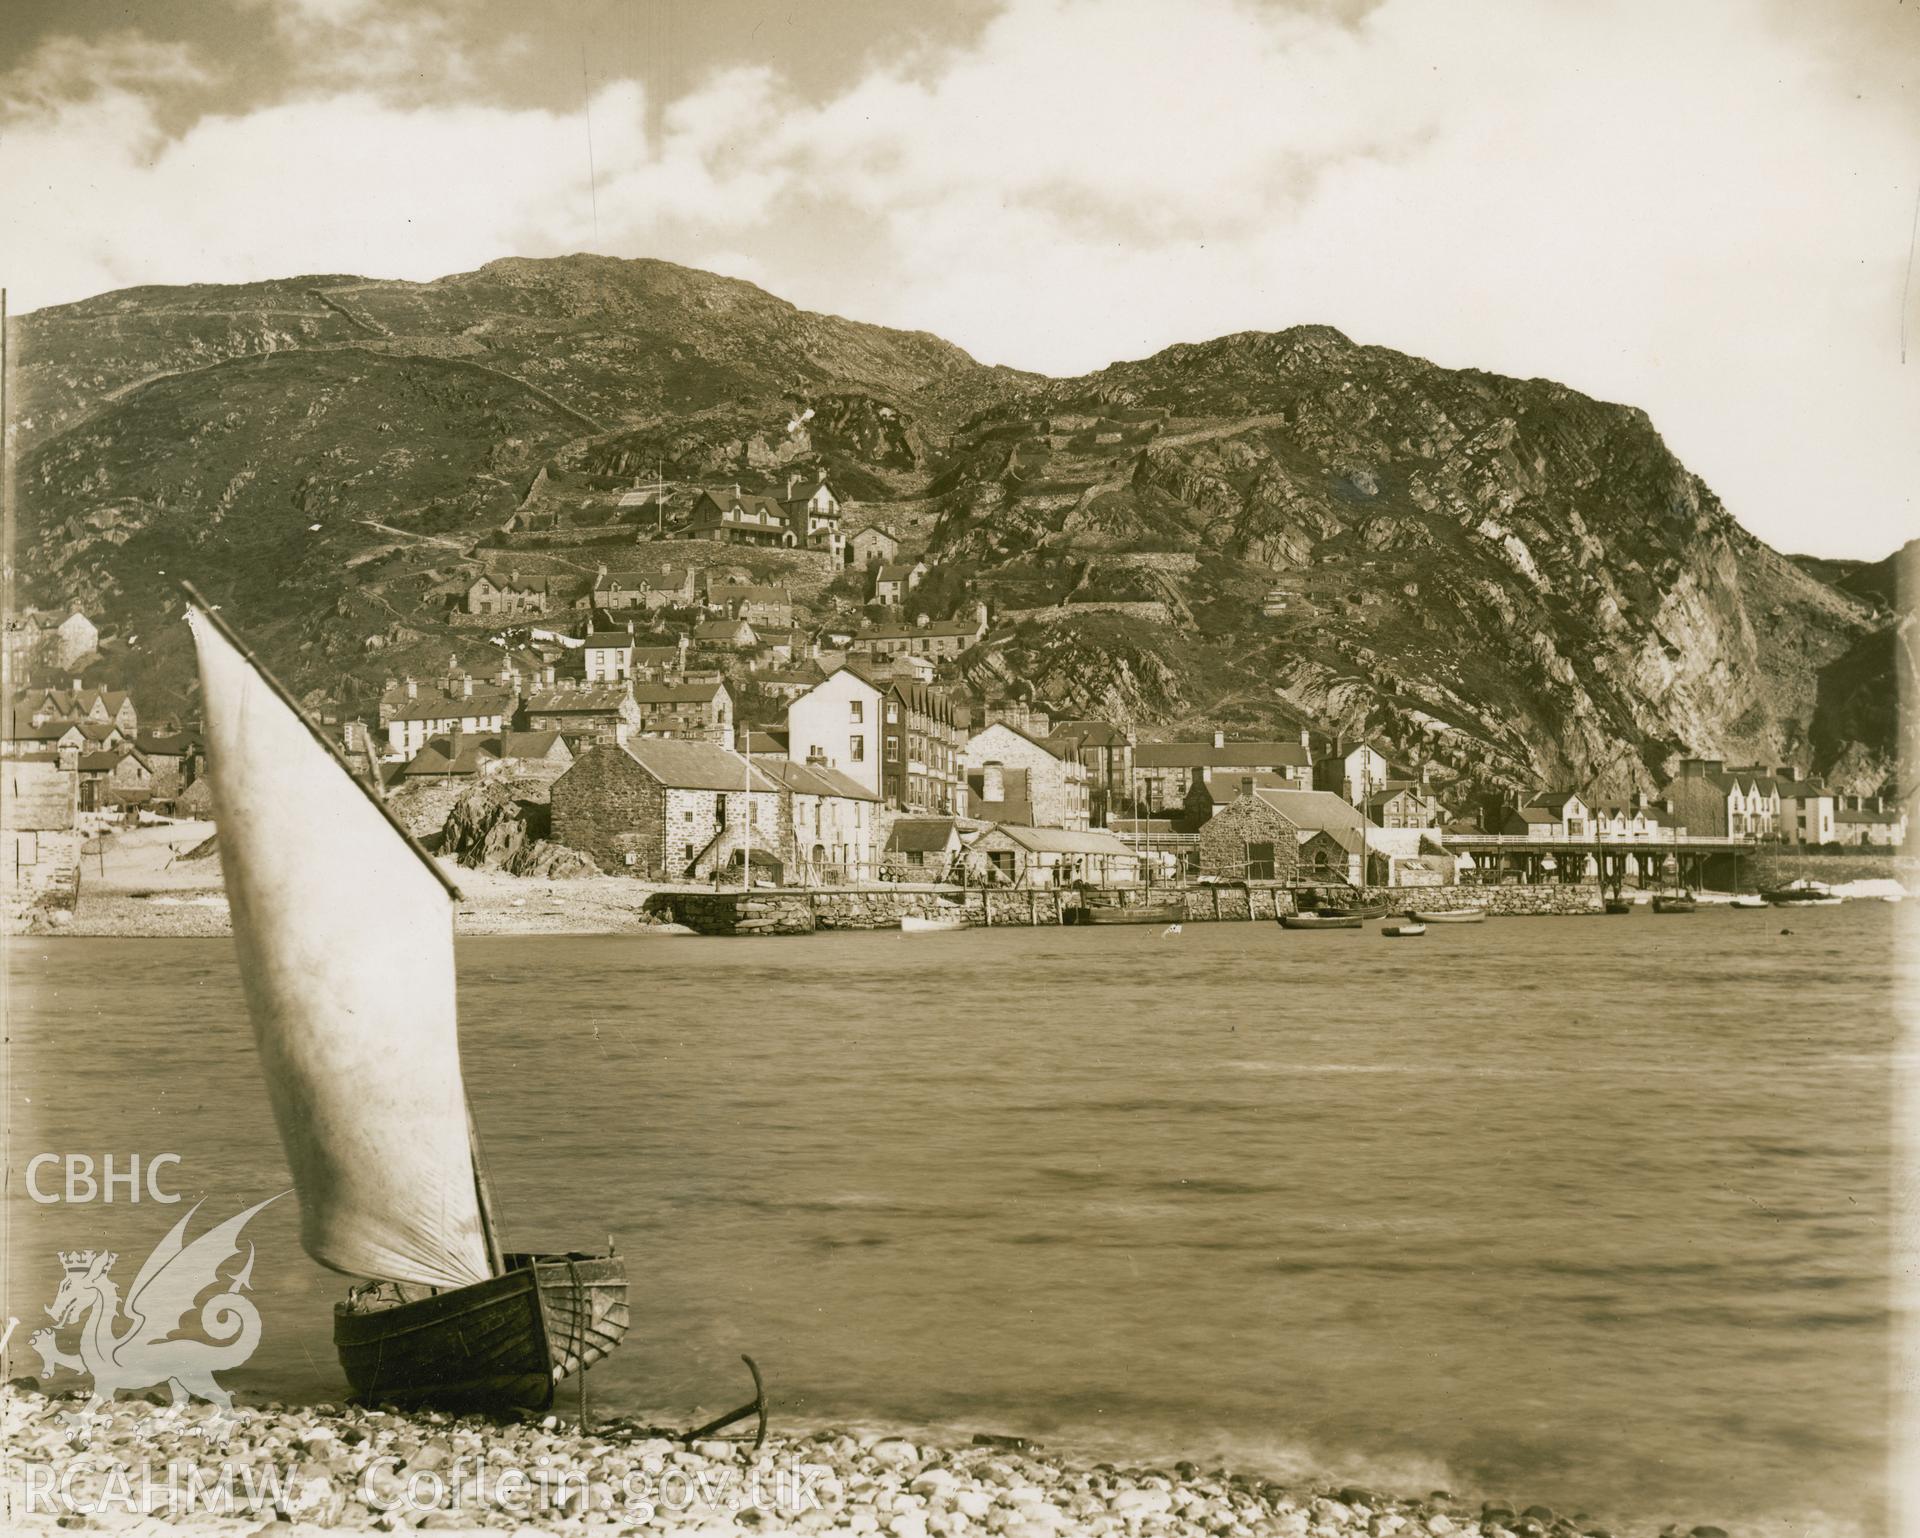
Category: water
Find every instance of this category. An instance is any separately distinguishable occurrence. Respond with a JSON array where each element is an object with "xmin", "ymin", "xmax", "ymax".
[{"xmin": 5, "ymin": 907, "xmax": 1901, "ymax": 1536}]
